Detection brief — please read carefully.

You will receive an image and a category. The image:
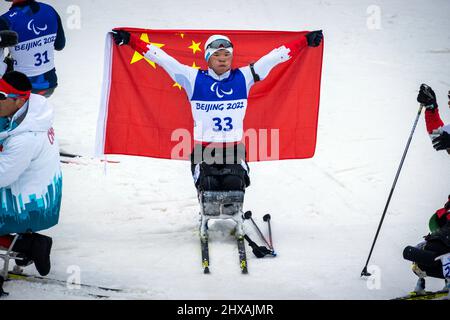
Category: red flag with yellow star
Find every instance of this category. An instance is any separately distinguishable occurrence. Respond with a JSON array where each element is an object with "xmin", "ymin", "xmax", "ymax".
[{"xmin": 96, "ymin": 28, "xmax": 323, "ymax": 161}]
